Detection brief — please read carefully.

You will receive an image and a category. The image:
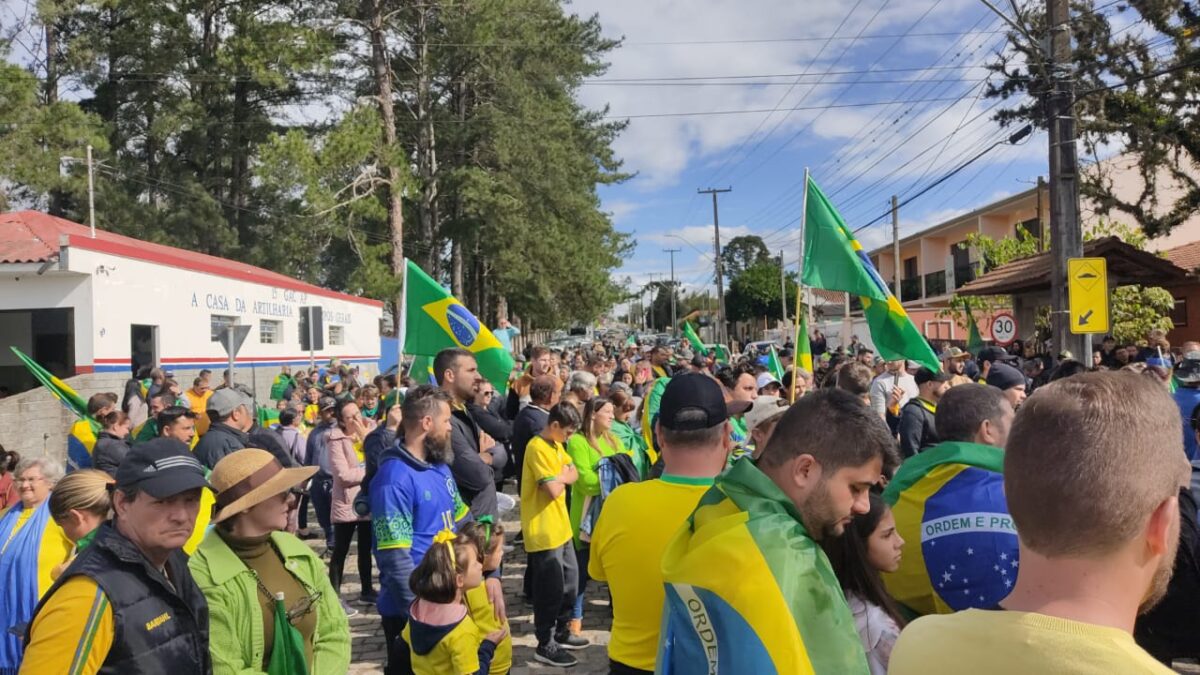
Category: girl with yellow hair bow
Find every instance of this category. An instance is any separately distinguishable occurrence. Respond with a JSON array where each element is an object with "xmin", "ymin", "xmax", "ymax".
[{"xmin": 402, "ymin": 526, "xmax": 508, "ymax": 675}]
